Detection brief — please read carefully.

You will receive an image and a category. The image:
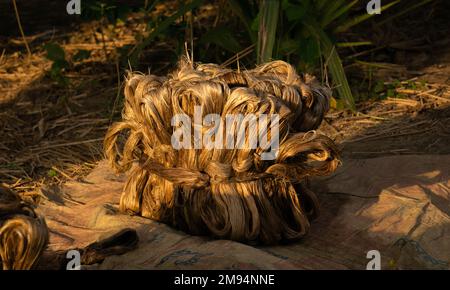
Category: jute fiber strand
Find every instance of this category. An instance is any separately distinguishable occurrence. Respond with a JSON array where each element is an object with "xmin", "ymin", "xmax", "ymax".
[
  {"xmin": 104, "ymin": 59, "xmax": 340, "ymax": 244},
  {"xmin": 0, "ymin": 187, "xmax": 48, "ymax": 269}
]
